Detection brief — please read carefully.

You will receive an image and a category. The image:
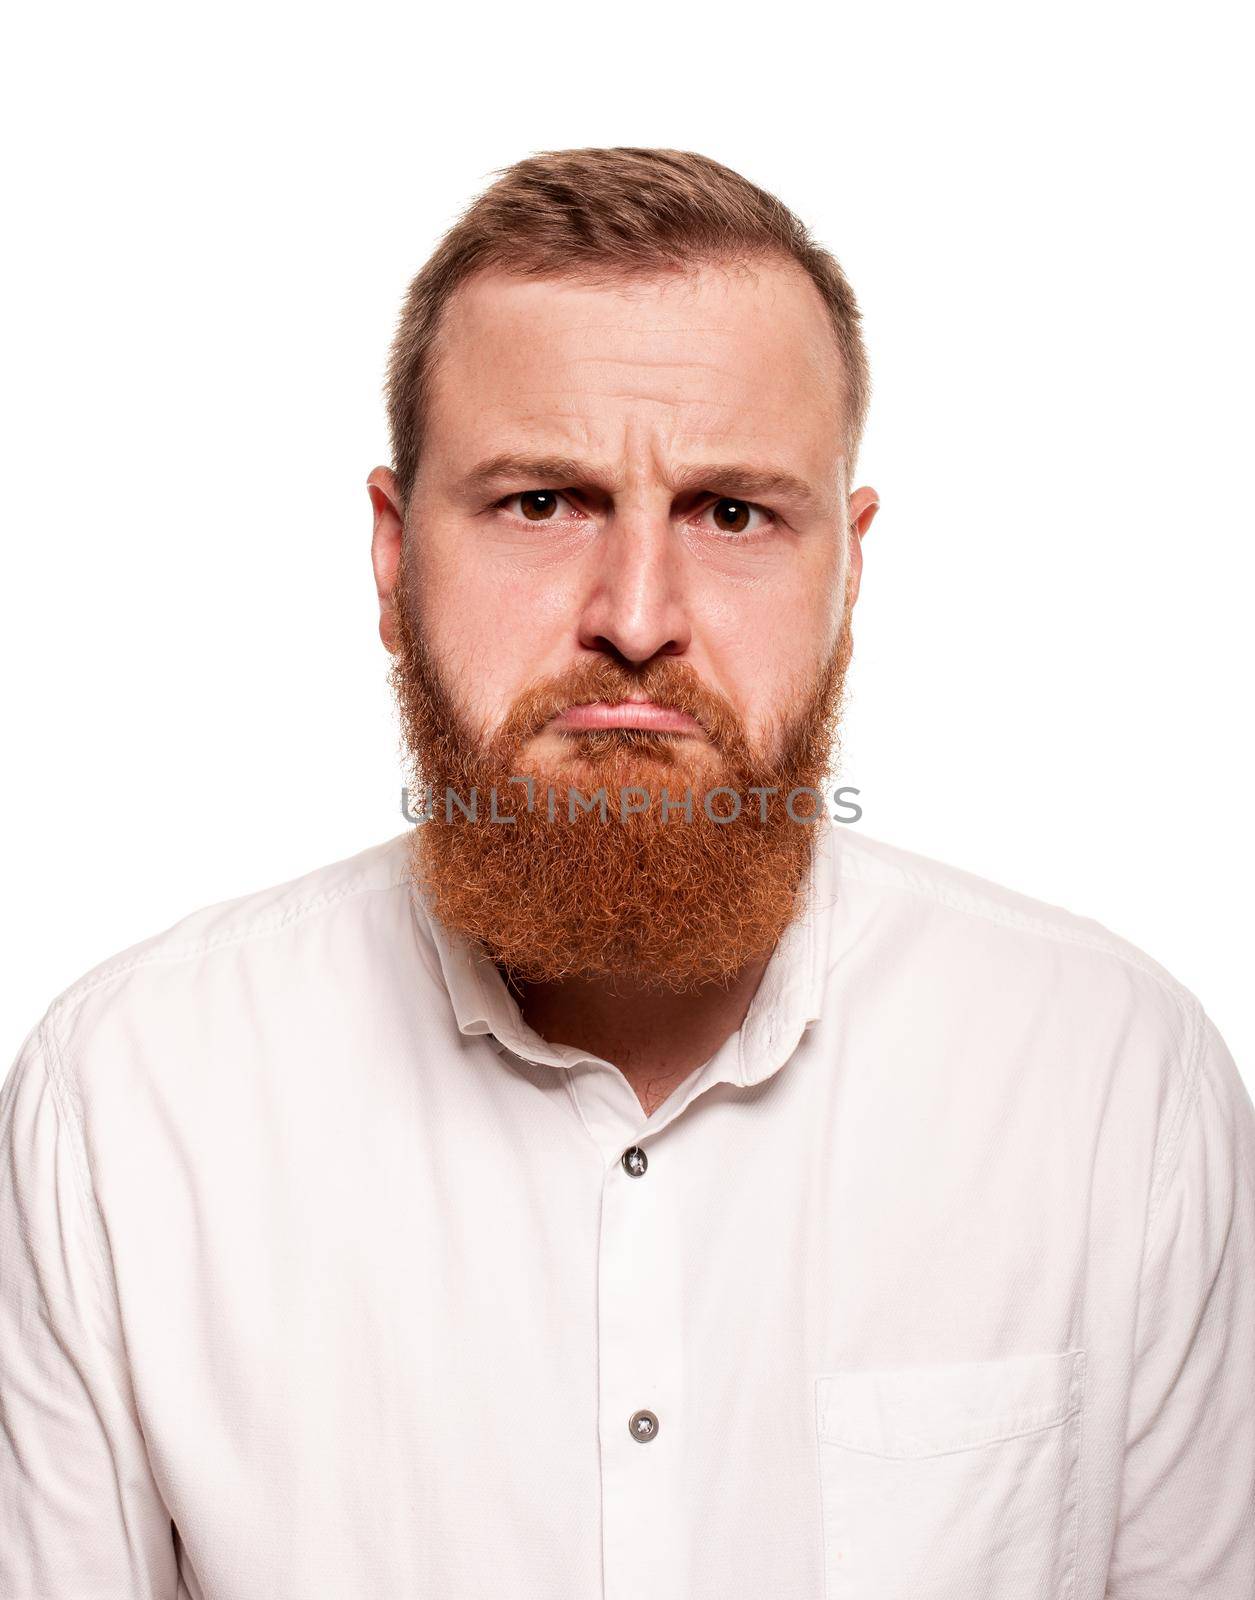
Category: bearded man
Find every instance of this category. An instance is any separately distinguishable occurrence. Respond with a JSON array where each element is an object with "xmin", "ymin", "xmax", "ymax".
[{"xmin": 2, "ymin": 147, "xmax": 1252, "ymax": 1600}]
